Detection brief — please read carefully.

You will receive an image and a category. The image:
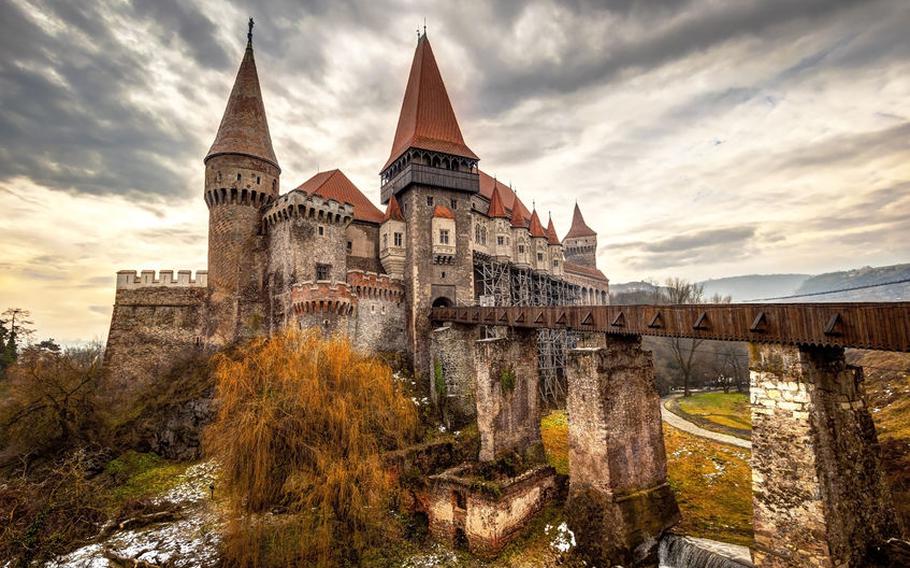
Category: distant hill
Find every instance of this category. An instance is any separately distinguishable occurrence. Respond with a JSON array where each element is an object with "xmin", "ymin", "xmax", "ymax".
[
  {"xmin": 792, "ymin": 263, "xmax": 910, "ymax": 302},
  {"xmin": 698, "ymin": 274, "xmax": 810, "ymax": 302}
]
